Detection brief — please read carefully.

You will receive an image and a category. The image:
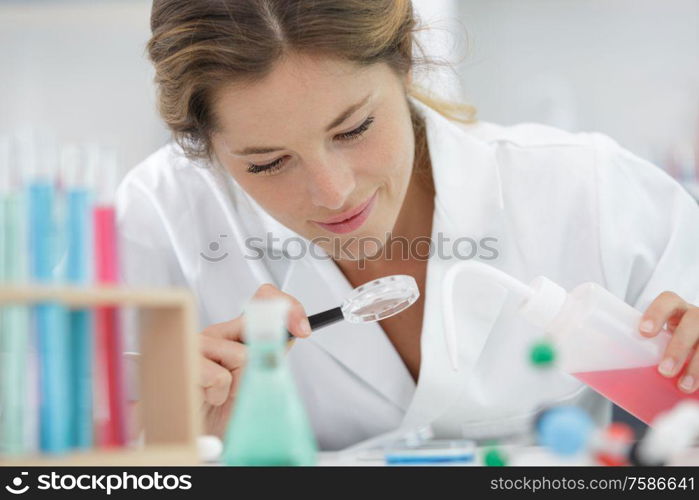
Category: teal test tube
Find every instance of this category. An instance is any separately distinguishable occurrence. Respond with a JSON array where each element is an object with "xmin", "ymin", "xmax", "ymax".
[
  {"xmin": 62, "ymin": 145, "xmax": 94, "ymax": 450},
  {"xmin": 0, "ymin": 138, "xmax": 30, "ymax": 456}
]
